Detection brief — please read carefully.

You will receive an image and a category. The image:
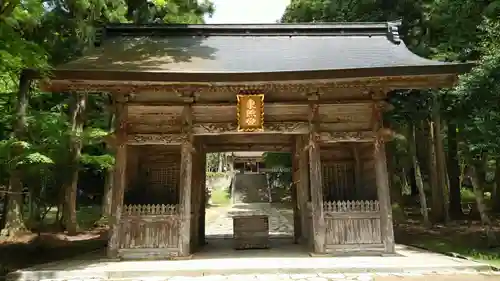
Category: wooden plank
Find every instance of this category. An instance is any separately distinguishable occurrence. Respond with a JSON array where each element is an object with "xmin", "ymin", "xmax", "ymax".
[
  {"xmin": 127, "ymin": 103, "xmax": 374, "ymax": 124},
  {"xmin": 107, "ymin": 99, "xmax": 128, "ymax": 258}
]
